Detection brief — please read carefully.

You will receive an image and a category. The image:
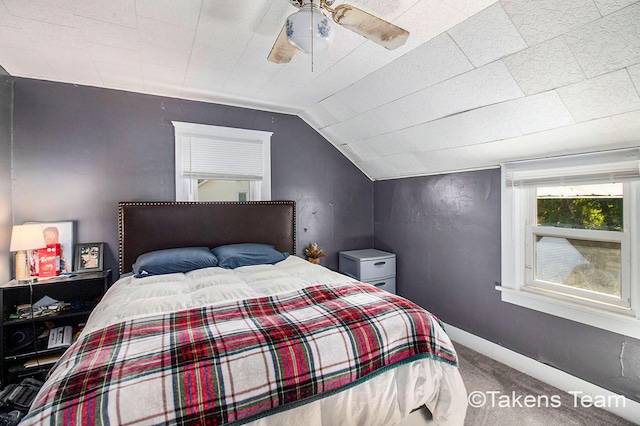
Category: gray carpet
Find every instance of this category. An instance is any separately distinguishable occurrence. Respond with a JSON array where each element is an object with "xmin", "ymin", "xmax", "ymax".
[{"xmin": 455, "ymin": 343, "xmax": 637, "ymax": 426}]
